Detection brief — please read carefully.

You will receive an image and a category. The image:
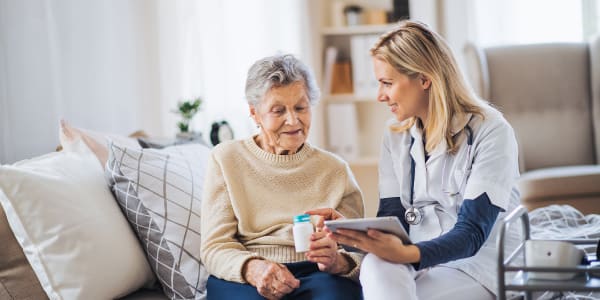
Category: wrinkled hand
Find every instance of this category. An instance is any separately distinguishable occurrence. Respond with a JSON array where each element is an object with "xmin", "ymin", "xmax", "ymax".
[
  {"xmin": 243, "ymin": 259, "xmax": 300, "ymax": 299},
  {"xmin": 330, "ymin": 229, "xmax": 420, "ymax": 264},
  {"xmin": 305, "ymin": 208, "xmax": 345, "ymax": 231},
  {"xmin": 305, "ymin": 230, "xmax": 349, "ymax": 274}
]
